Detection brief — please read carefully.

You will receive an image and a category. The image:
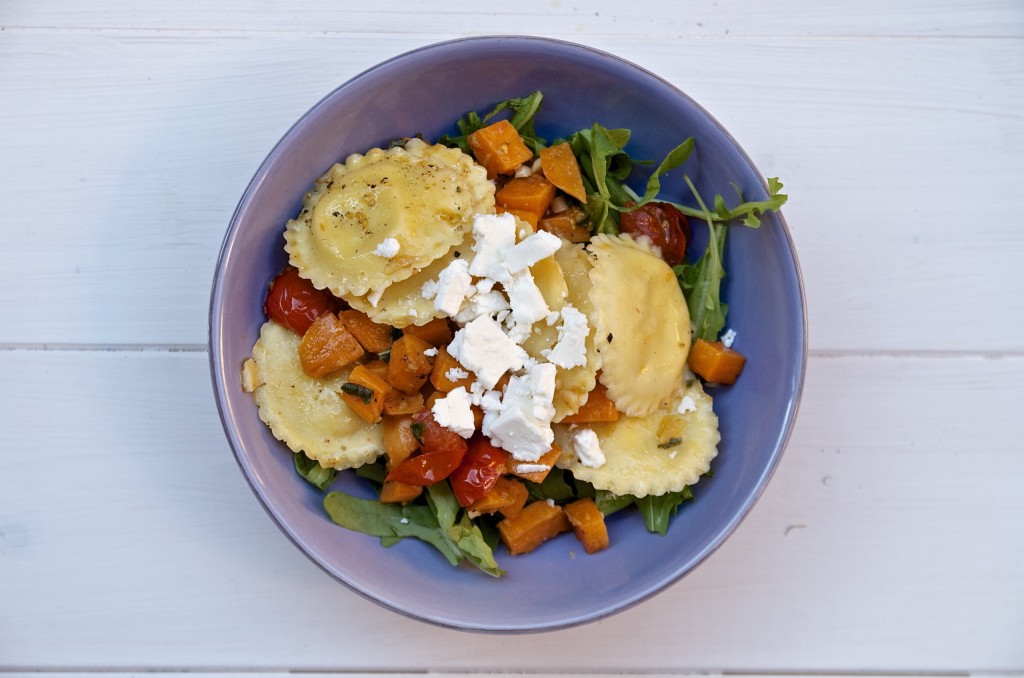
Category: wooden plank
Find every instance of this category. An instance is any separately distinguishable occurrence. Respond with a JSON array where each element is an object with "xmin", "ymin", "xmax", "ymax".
[
  {"xmin": 1, "ymin": 350, "xmax": 1021, "ymax": 670},
  {"xmin": 3, "ymin": 0, "xmax": 1022, "ymax": 37},
  {"xmin": 0, "ymin": 32, "xmax": 1021, "ymax": 351}
]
